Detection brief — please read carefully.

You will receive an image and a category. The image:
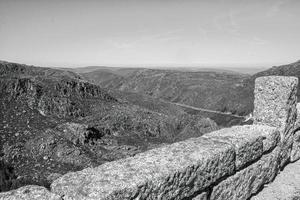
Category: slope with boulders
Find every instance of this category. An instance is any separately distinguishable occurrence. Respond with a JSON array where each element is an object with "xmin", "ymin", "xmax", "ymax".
[{"xmin": 0, "ymin": 61, "xmax": 218, "ymax": 192}]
